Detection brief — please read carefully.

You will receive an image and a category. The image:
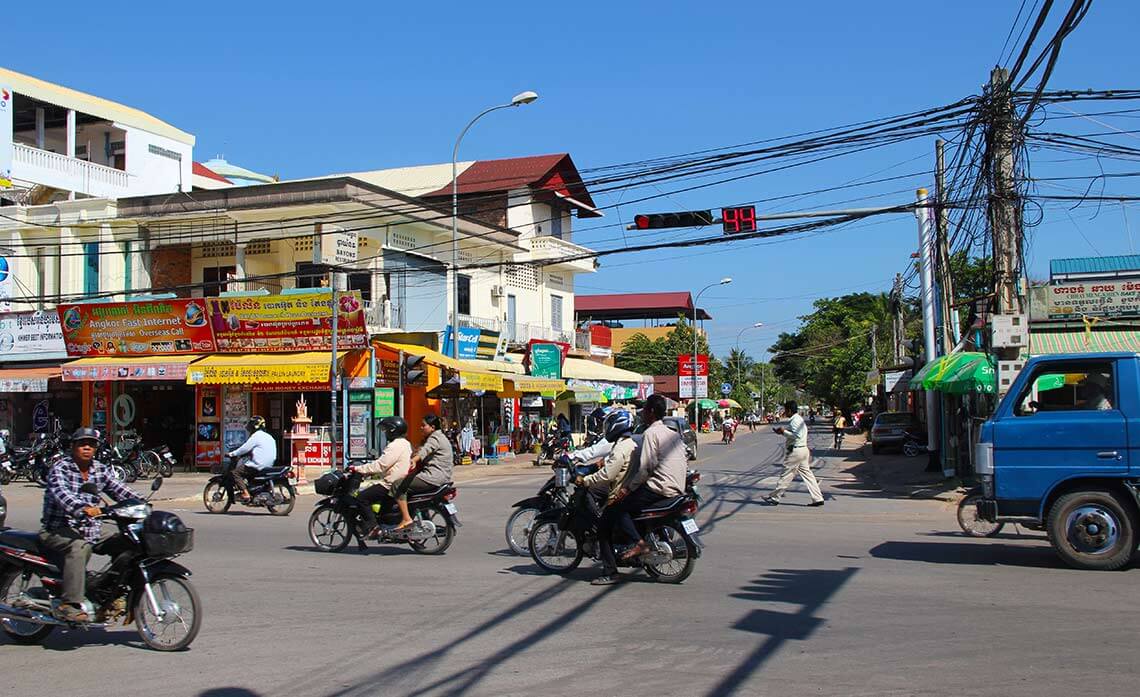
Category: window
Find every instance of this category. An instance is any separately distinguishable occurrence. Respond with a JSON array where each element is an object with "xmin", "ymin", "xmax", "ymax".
[
  {"xmin": 347, "ymin": 272, "xmax": 371, "ymax": 302},
  {"xmin": 457, "ymin": 274, "xmax": 471, "ymax": 316},
  {"xmin": 83, "ymin": 242, "xmax": 100, "ymax": 295},
  {"xmin": 549, "ymin": 206, "xmax": 563, "ymax": 239},
  {"xmin": 1015, "ymin": 361, "xmax": 1115, "ymax": 416},
  {"xmin": 295, "ymin": 262, "xmax": 324, "ymax": 289},
  {"xmin": 551, "ymin": 294, "xmax": 563, "ymax": 331},
  {"xmin": 202, "ymin": 266, "xmax": 236, "ymax": 297}
]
